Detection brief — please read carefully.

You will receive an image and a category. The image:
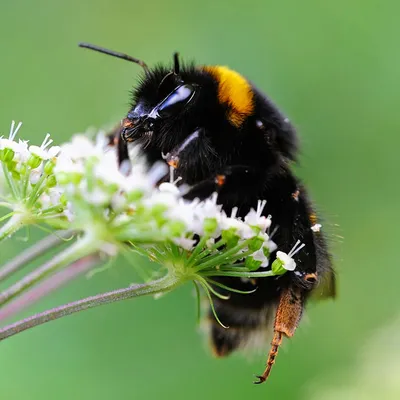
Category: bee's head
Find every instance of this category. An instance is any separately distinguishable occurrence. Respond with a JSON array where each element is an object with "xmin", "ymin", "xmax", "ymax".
[
  {"xmin": 122, "ymin": 61, "xmax": 201, "ymax": 150},
  {"xmin": 79, "ymin": 43, "xmax": 299, "ymax": 182}
]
